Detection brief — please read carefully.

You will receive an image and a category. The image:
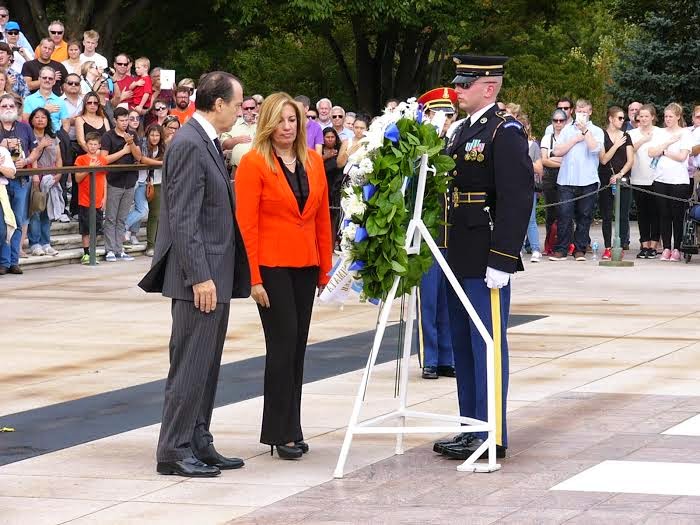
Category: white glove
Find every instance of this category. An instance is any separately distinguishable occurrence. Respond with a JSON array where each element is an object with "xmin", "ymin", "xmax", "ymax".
[{"xmin": 484, "ymin": 266, "xmax": 510, "ymax": 289}]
